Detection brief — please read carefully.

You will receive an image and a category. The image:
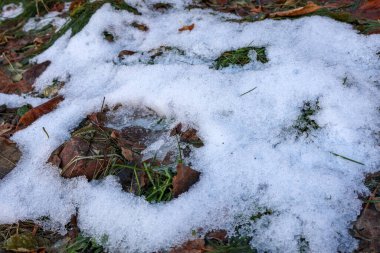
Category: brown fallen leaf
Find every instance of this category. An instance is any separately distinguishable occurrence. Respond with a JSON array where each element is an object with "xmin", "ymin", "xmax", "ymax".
[
  {"xmin": 354, "ymin": 208, "xmax": 380, "ymax": 252},
  {"xmin": 355, "ymin": 0, "xmax": 380, "ymax": 20},
  {"xmin": 359, "ymin": 0, "xmax": 380, "ymax": 10},
  {"xmin": 205, "ymin": 230, "xmax": 228, "ymax": 243},
  {"xmin": 121, "ymin": 147, "xmax": 134, "ymax": 161},
  {"xmin": 17, "ymin": 95, "xmax": 64, "ymax": 130},
  {"xmin": 173, "ymin": 163, "xmax": 200, "ymax": 197},
  {"xmin": 118, "ymin": 50, "xmax": 136, "ymax": 60},
  {"xmin": 0, "ymin": 137, "xmax": 21, "ymax": 179},
  {"xmin": 179, "ymin": 24, "xmax": 195, "ymax": 32},
  {"xmin": 181, "ymin": 128, "xmax": 204, "ymax": 148},
  {"xmin": 0, "ymin": 123, "xmax": 14, "ymax": 137},
  {"xmin": 269, "ymin": 1, "xmax": 322, "ymax": 18},
  {"xmin": 0, "ymin": 69, "xmax": 32, "ymax": 94},
  {"xmin": 50, "ymin": 2, "xmax": 65, "ymax": 12},
  {"xmin": 132, "ymin": 22, "xmax": 149, "ymax": 32},
  {"xmin": 169, "ymin": 239, "xmax": 207, "ymax": 253},
  {"xmin": 23, "ymin": 61, "xmax": 51, "ymax": 86}
]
